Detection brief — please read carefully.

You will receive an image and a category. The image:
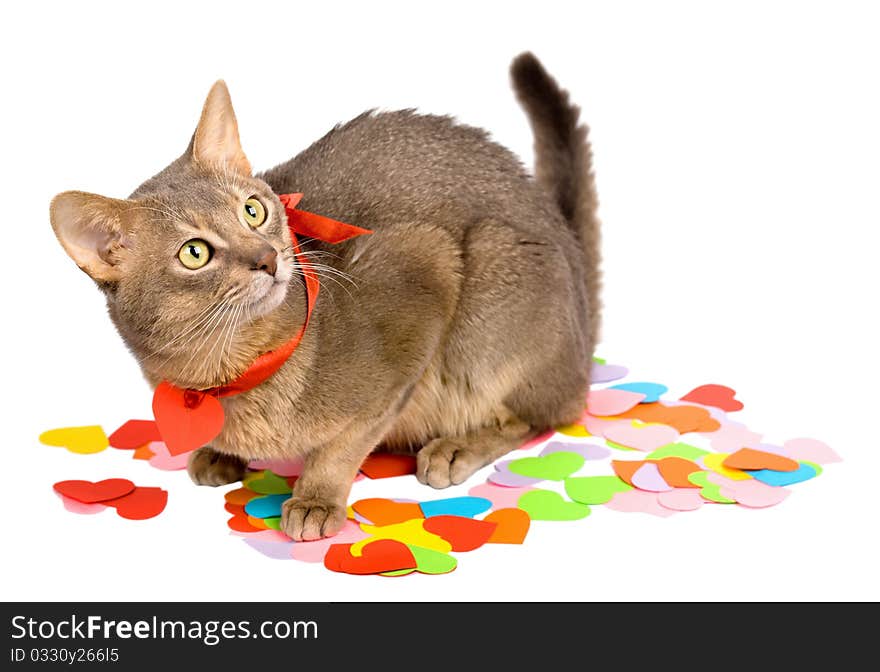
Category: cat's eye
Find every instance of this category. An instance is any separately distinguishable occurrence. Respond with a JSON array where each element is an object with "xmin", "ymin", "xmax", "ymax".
[
  {"xmin": 178, "ymin": 239, "xmax": 212, "ymax": 269},
  {"xmin": 243, "ymin": 197, "xmax": 266, "ymax": 228}
]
